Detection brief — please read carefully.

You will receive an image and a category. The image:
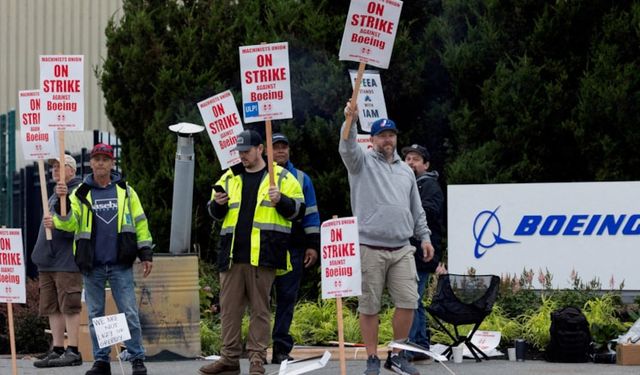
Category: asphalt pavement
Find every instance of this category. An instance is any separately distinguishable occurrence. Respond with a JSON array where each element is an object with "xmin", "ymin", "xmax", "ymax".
[{"xmin": 1, "ymin": 355, "xmax": 638, "ymax": 375}]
